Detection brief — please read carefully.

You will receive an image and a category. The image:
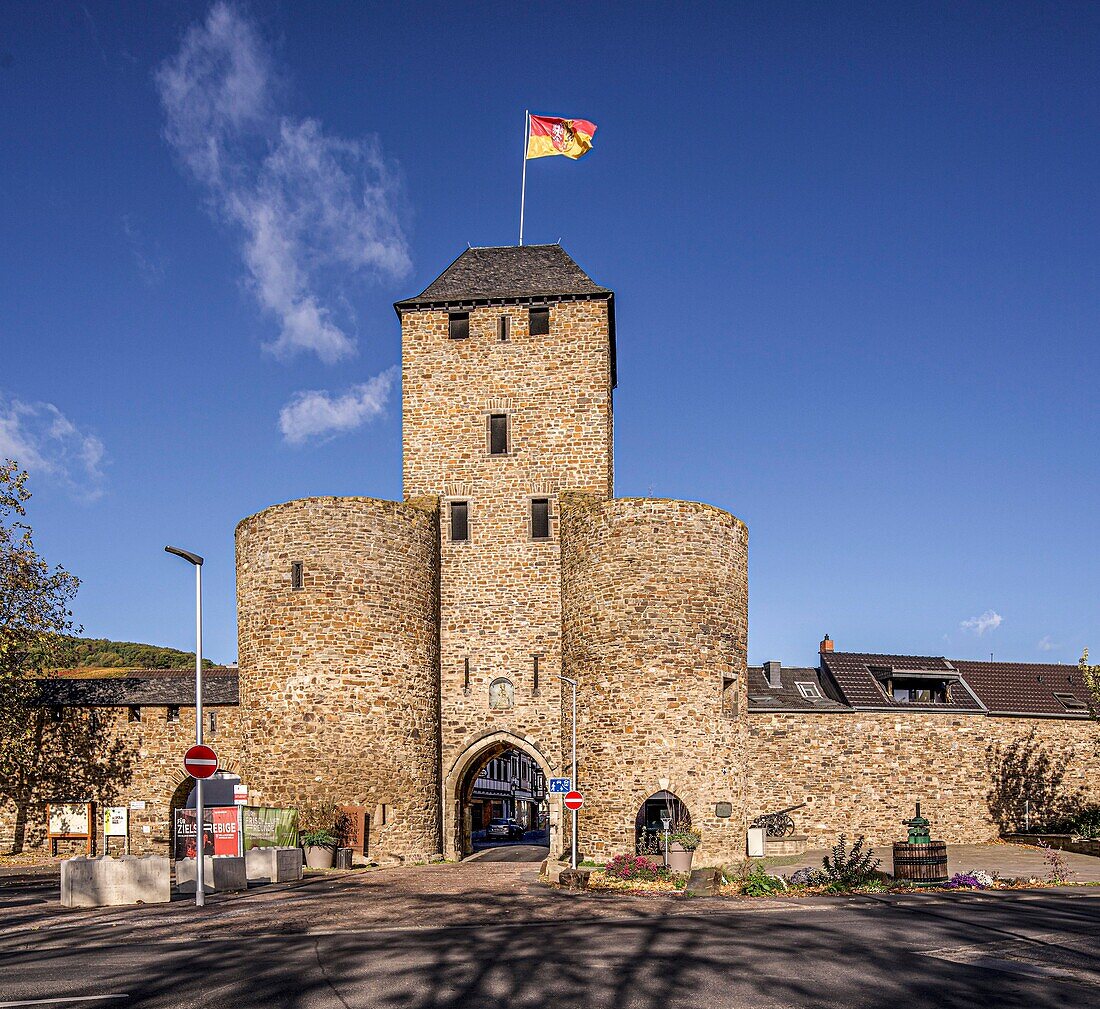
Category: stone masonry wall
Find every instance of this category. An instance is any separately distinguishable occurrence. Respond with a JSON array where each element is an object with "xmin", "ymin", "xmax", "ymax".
[
  {"xmin": 0, "ymin": 703, "xmax": 244, "ymax": 857},
  {"xmin": 560, "ymin": 492, "xmax": 749, "ymax": 864},
  {"xmin": 747, "ymin": 711, "xmax": 1100, "ymax": 848},
  {"xmin": 235, "ymin": 496, "xmax": 441, "ymax": 862},
  {"xmin": 400, "ymin": 301, "xmax": 613, "ymax": 857}
]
